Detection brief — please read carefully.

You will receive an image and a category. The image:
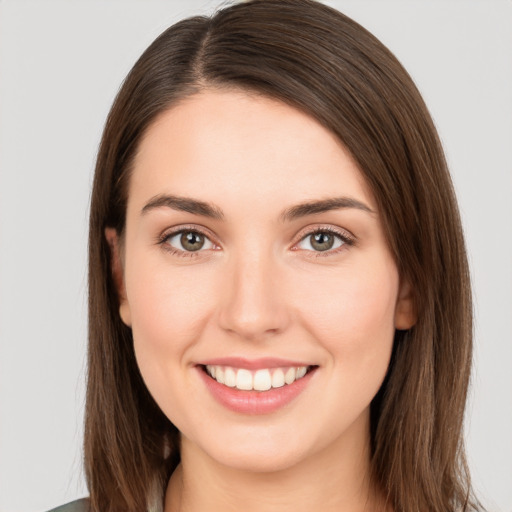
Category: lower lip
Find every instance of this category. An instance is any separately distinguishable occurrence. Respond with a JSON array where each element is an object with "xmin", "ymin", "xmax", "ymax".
[{"xmin": 197, "ymin": 366, "xmax": 316, "ymax": 415}]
